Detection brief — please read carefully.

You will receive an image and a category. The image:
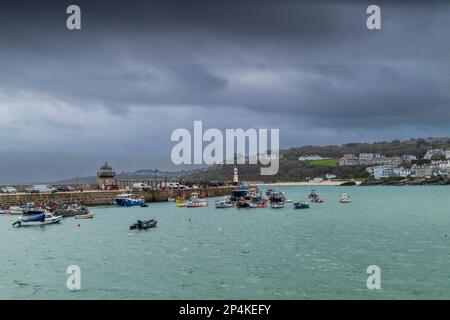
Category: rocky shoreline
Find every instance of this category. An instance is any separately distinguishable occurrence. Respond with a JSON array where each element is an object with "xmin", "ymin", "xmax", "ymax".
[{"xmin": 360, "ymin": 177, "xmax": 450, "ymax": 186}]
